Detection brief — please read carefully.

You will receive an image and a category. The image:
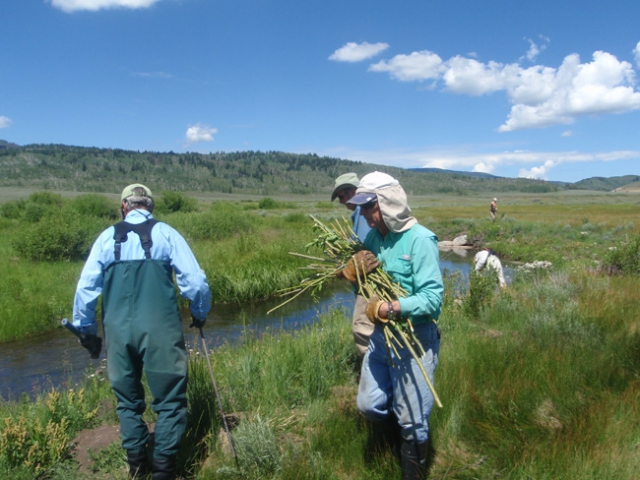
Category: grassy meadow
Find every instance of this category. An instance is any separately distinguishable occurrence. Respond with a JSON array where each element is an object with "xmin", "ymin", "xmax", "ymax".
[{"xmin": 1, "ymin": 188, "xmax": 640, "ymax": 478}]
